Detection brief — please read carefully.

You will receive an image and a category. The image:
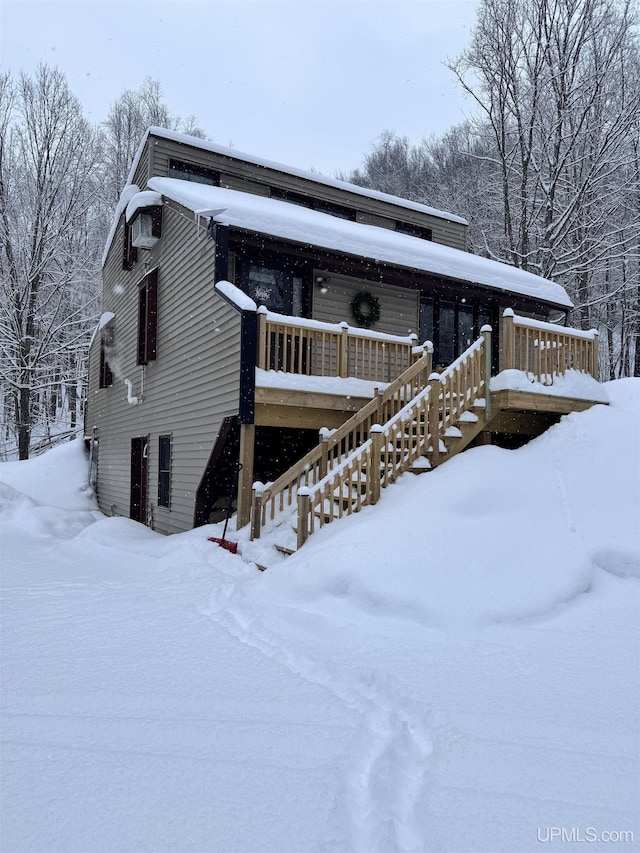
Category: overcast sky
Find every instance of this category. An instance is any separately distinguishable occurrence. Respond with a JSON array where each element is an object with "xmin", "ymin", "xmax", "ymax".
[{"xmin": 1, "ymin": 0, "xmax": 480, "ymax": 177}]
